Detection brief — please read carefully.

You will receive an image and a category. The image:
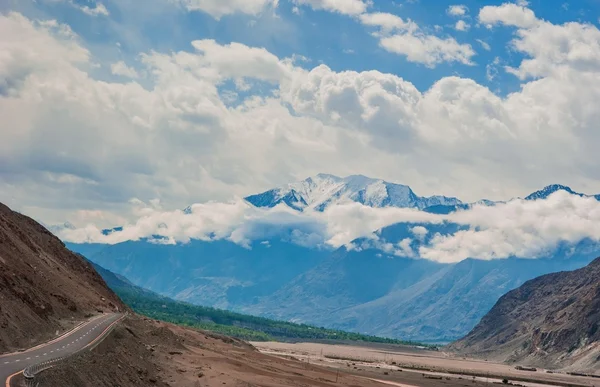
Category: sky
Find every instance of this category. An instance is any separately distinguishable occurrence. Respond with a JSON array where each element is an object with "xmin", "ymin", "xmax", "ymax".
[{"xmin": 3, "ymin": 0, "xmax": 600, "ymax": 261}]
